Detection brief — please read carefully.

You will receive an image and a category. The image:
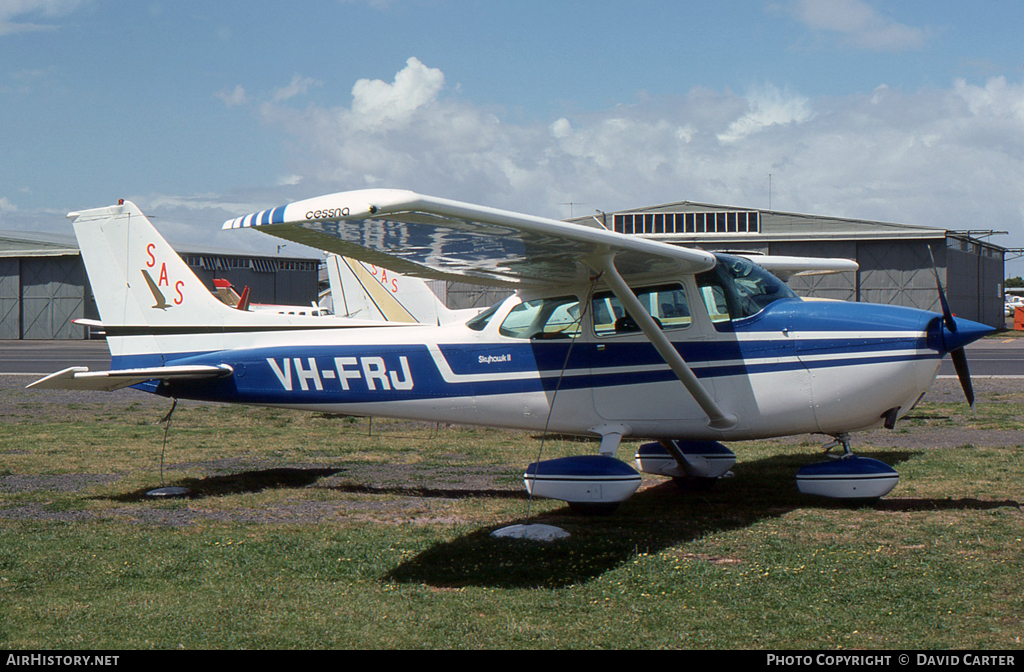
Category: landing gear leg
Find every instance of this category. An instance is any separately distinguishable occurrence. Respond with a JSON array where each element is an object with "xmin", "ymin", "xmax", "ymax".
[
  {"xmin": 822, "ymin": 433, "xmax": 854, "ymax": 459},
  {"xmin": 663, "ymin": 440, "xmax": 721, "ymax": 491}
]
